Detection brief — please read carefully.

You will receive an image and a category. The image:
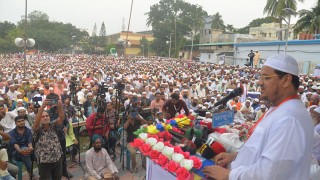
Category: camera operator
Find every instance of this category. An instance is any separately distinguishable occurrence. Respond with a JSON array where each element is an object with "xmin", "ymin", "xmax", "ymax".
[
  {"xmin": 46, "ymin": 98, "xmax": 73, "ymax": 178},
  {"xmin": 162, "ymin": 93, "xmax": 189, "ymax": 119},
  {"xmin": 33, "ymin": 99, "xmax": 64, "ymax": 180},
  {"xmin": 124, "ymin": 107, "xmax": 147, "ymax": 173},
  {"xmin": 85, "ymin": 107, "xmax": 109, "ymax": 141}
]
